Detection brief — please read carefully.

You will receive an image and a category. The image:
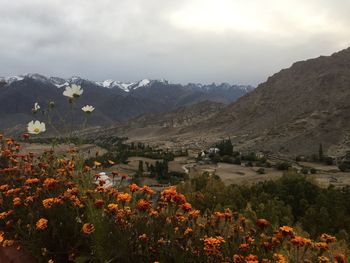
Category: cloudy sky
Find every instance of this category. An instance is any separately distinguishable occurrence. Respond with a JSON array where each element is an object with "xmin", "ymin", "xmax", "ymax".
[{"xmin": 0, "ymin": 0, "xmax": 349, "ymax": 85}]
